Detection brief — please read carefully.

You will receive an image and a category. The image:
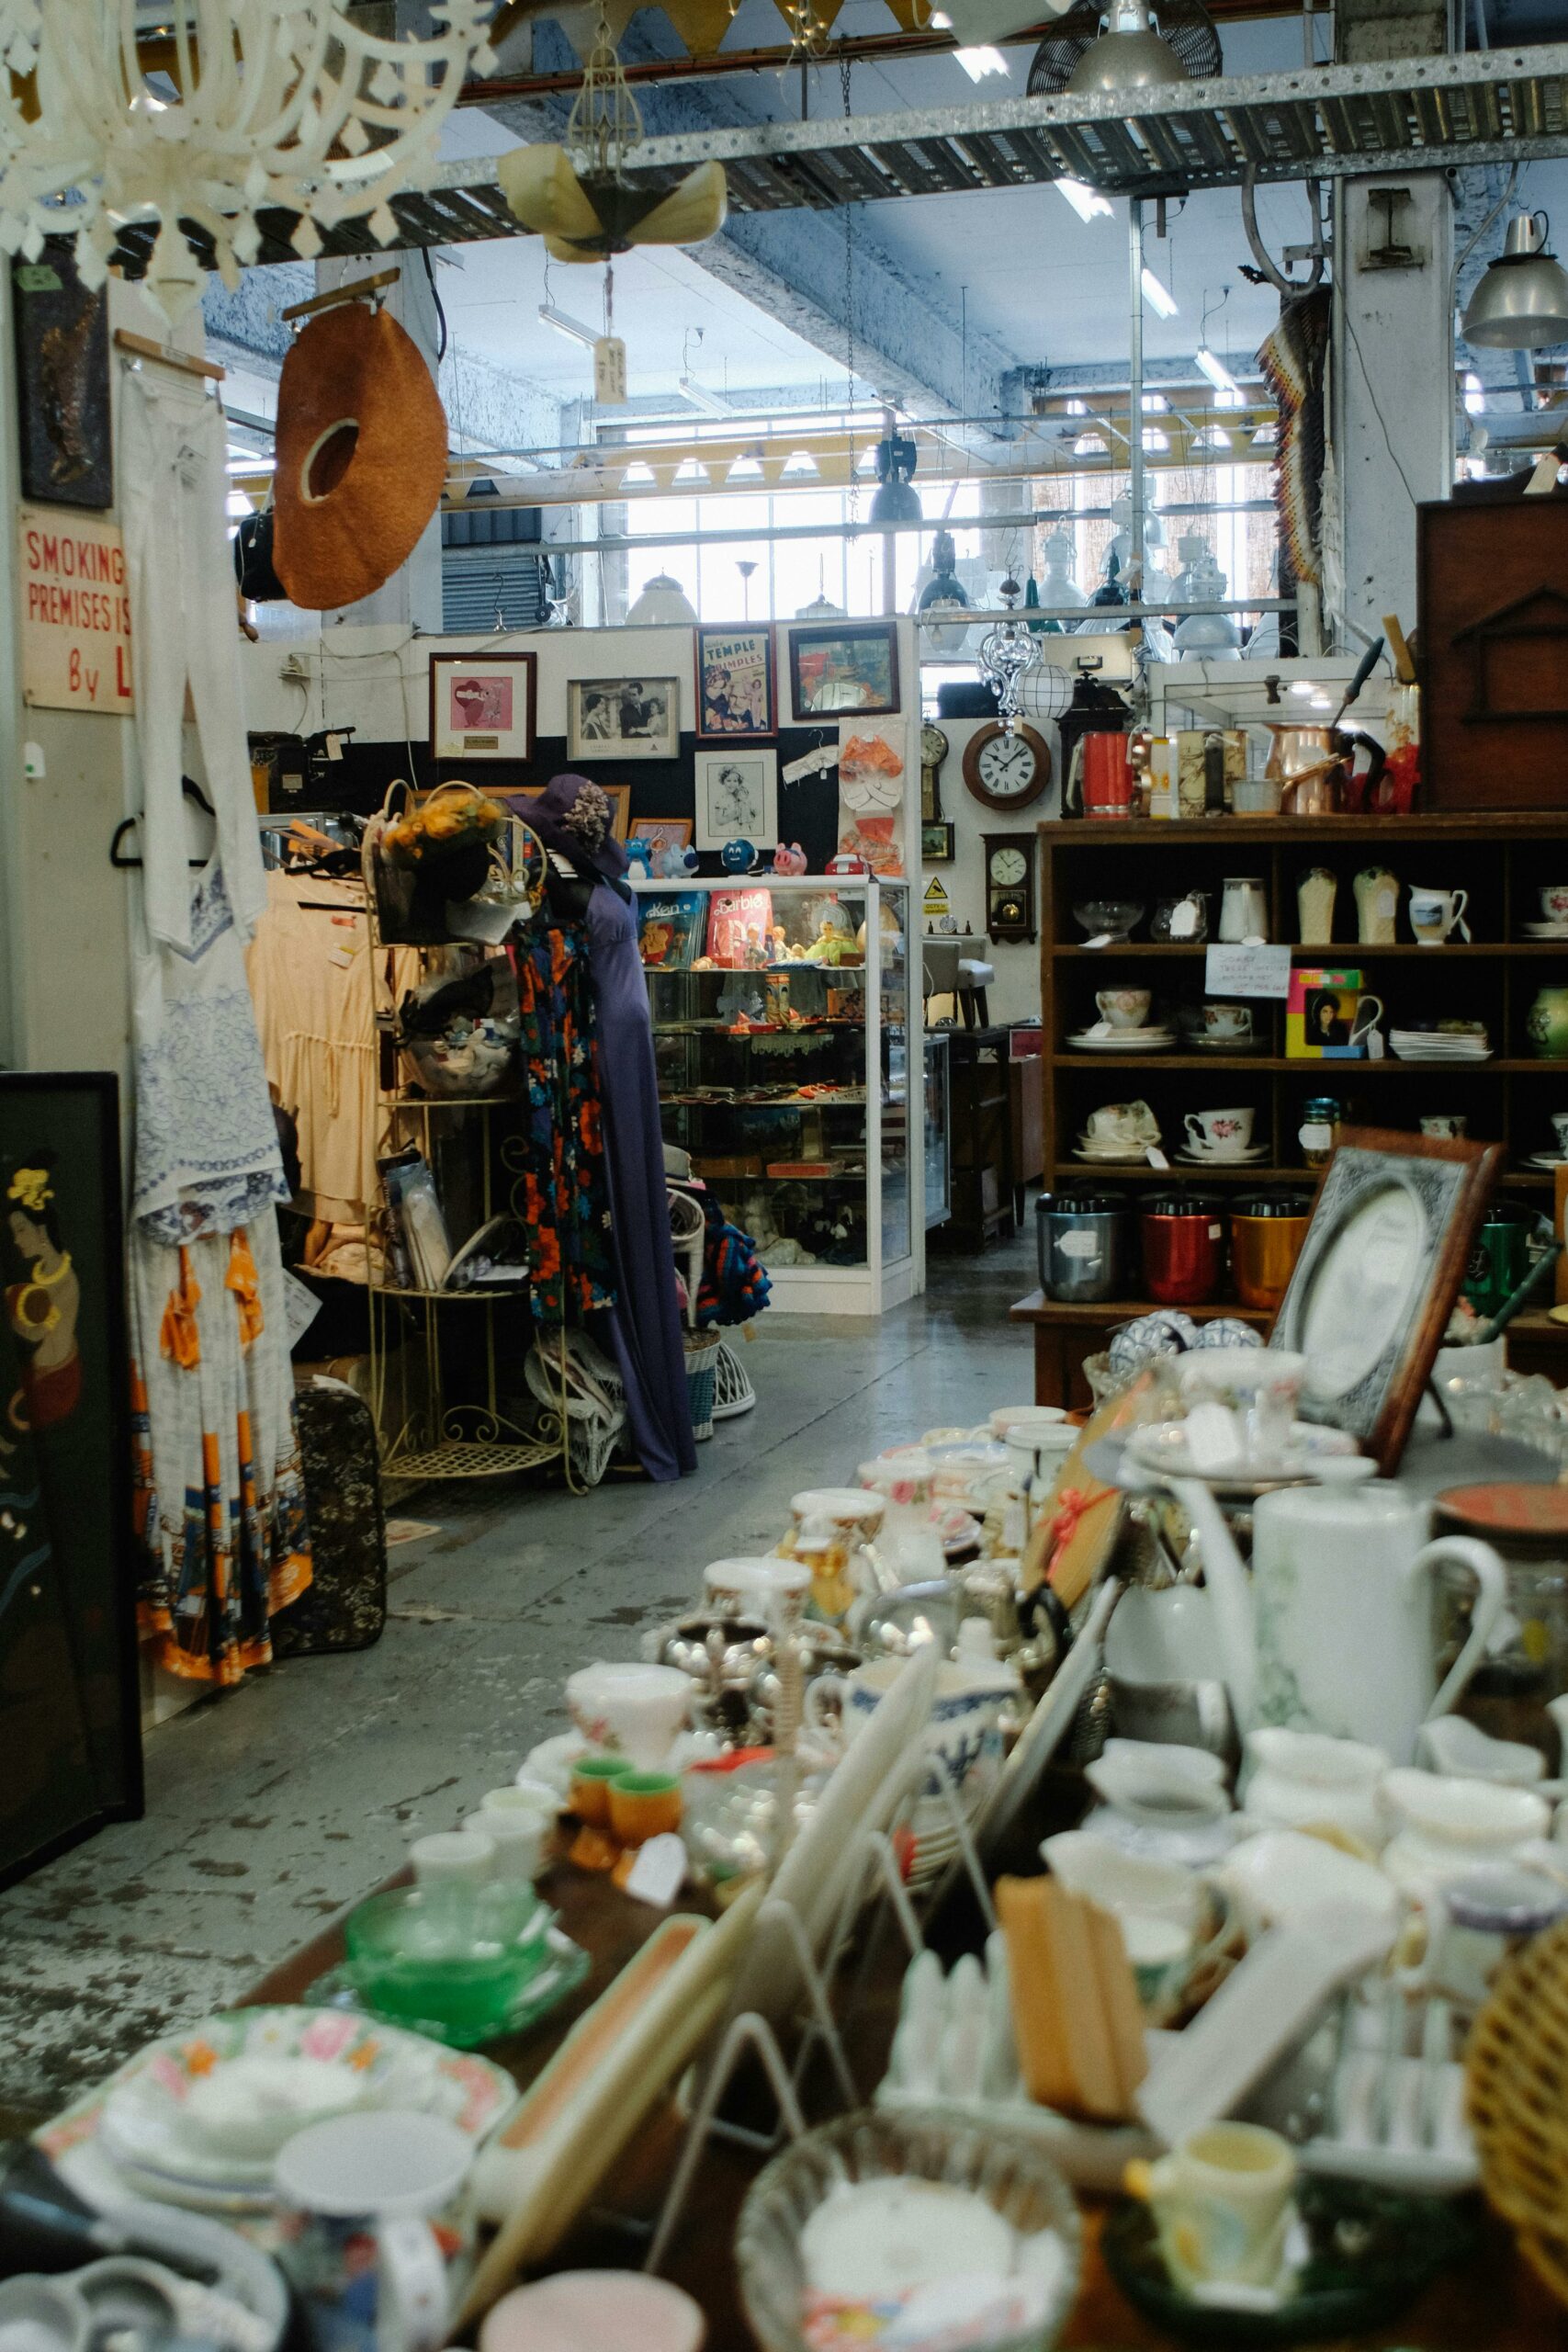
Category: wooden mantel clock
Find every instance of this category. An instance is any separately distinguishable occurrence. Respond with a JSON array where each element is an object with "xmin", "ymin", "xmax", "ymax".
[{"xmin": 984, "ymin": 831, "xmax": 1037, "ymax": 944}]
